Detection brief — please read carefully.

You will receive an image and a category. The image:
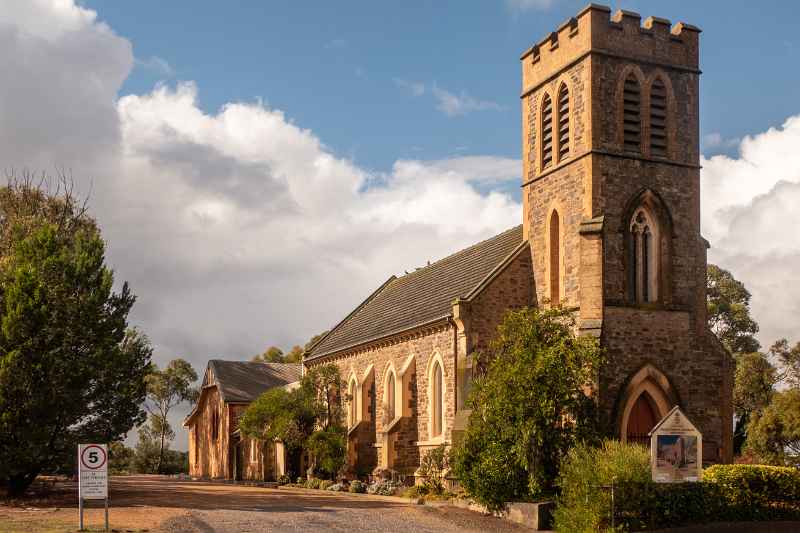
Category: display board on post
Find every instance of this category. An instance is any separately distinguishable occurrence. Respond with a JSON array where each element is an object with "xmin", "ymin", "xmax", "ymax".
[
  {"xmin": 78, "ymin": 443, "xmax": 109, "ymax": 532},
  {"xmin": 649, "ymin": 406, "xmax": 703, "ymax": 483}
]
